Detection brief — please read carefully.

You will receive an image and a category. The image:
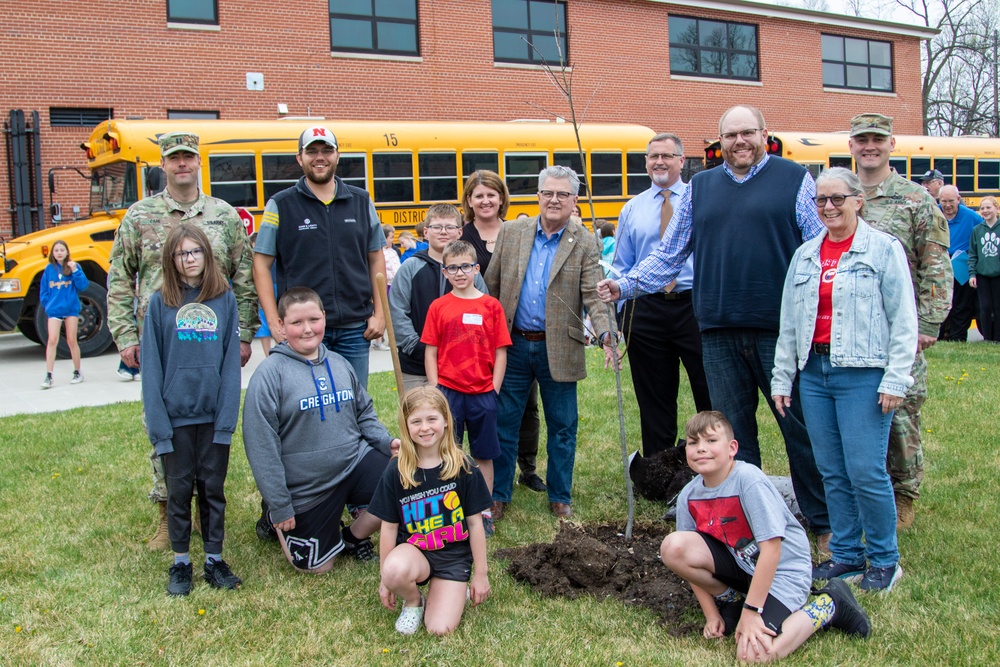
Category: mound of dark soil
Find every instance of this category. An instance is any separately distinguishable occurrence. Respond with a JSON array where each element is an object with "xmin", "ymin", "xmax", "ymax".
[
  {"xmin": 629, "ymin": 446, "xmax": 696, "ymax": 502},
  {"xmin": 496, "ymin": 522, "xmax": 698, "ymax": 634}
]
